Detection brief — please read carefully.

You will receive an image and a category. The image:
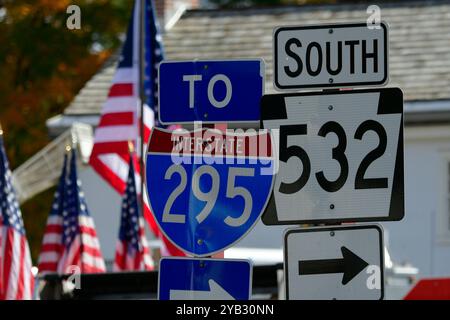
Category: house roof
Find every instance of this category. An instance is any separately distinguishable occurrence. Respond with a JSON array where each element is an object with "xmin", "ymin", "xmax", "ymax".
[{"xmin": 64, "ymin": 0, "xmax": 450, "ymax": 117}]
